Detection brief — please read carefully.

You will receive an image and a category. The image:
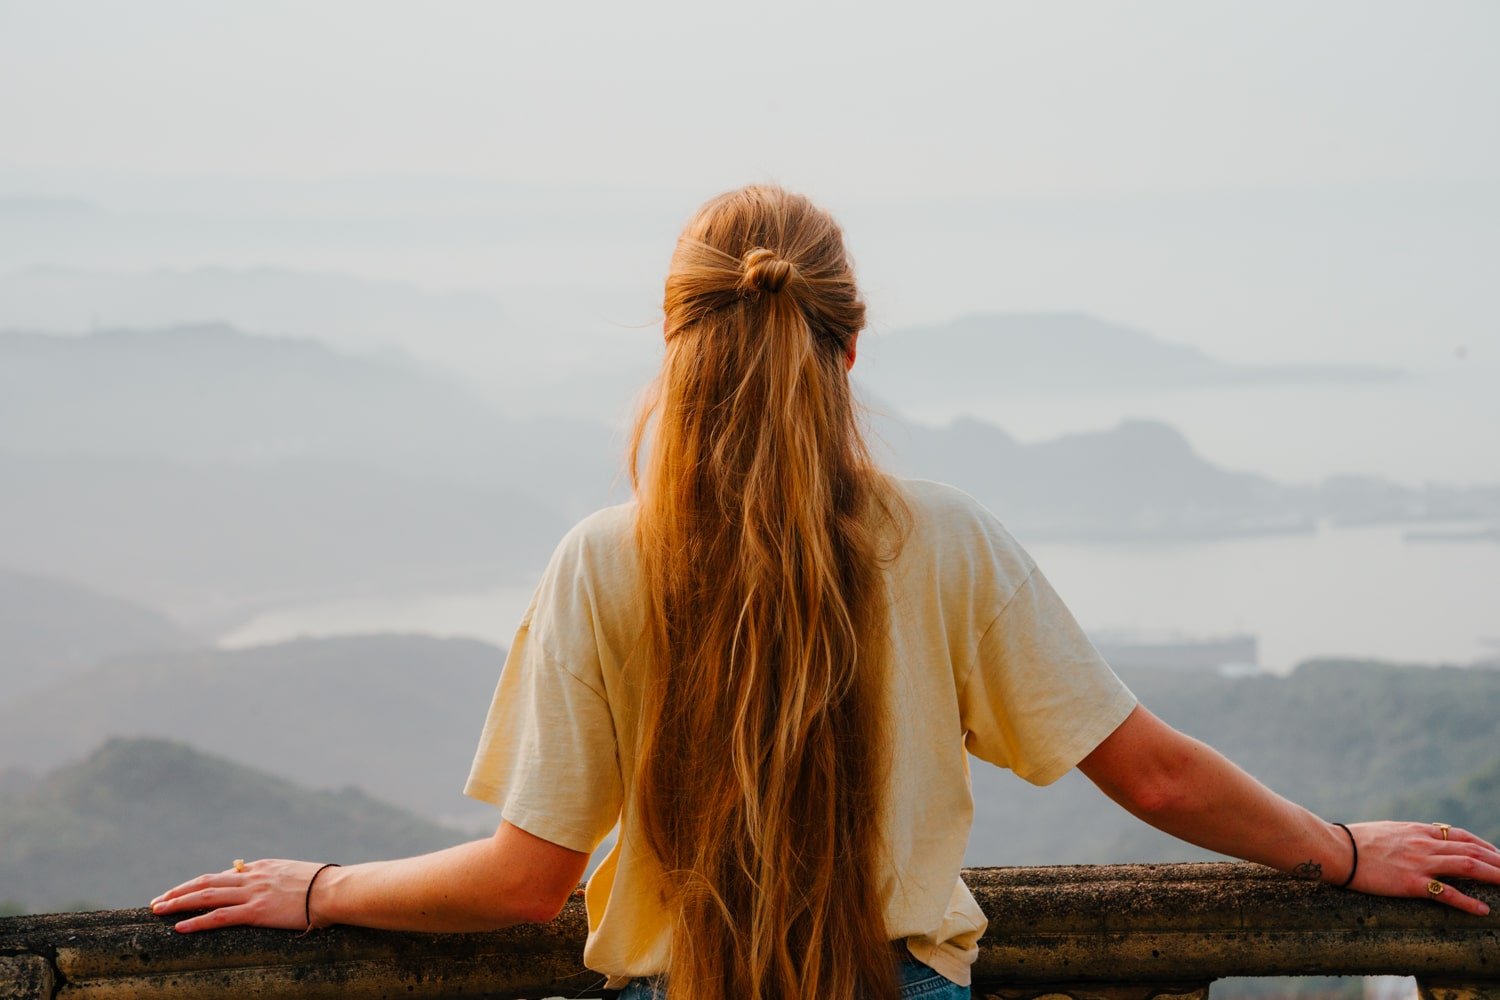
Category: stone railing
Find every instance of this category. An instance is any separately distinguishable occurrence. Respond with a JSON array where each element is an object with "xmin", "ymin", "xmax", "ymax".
[{"xmin": 2, "ymin": 863, "xmax": 1497, "ymax": 999}]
